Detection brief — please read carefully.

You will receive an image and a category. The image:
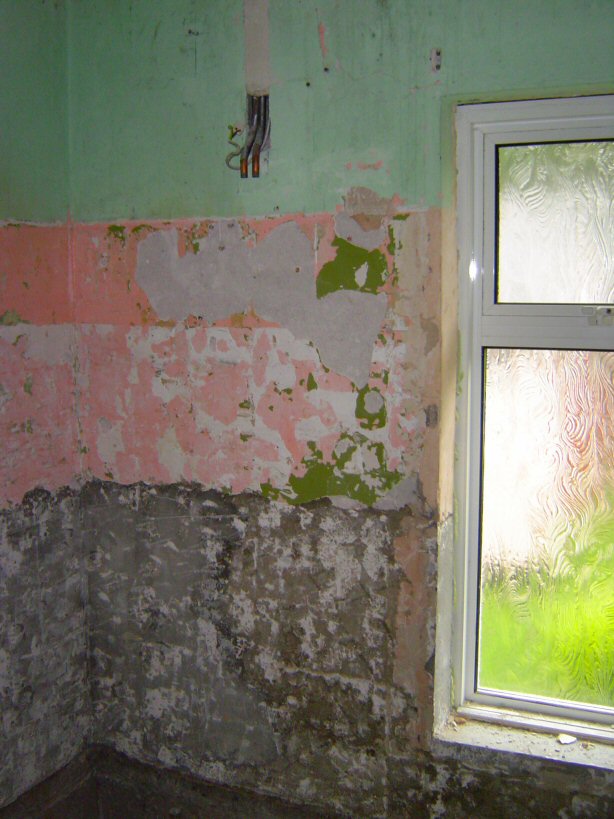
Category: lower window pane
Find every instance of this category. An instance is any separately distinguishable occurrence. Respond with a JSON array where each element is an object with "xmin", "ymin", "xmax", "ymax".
[{"xmin": 478, "ymin": 348, "xmax": 614, "ymax": 708}]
